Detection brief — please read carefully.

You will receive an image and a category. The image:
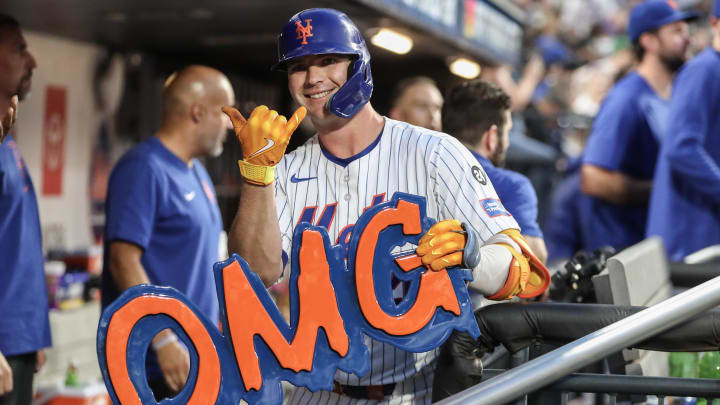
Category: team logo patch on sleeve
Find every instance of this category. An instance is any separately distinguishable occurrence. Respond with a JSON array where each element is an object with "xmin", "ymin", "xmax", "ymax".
[
  {"xmin": 481, "ymin": 198, "xmax": 511, "ymax": 217},
  {"xmin": 471, "ymin": 166, "xmax": 487, "ymax": 185}
]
